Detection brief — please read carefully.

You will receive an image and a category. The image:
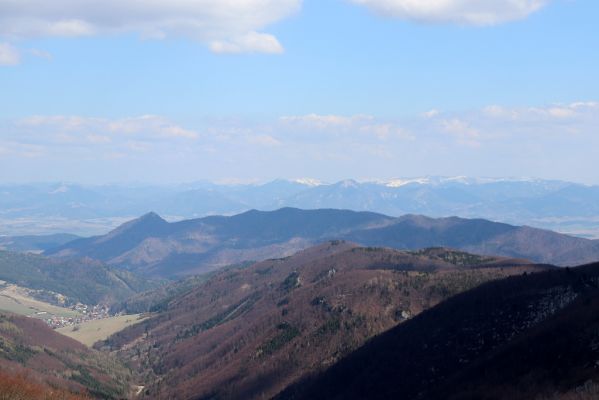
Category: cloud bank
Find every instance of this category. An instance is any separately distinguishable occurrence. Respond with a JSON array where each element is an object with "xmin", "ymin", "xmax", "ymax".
[
  {"xmin": 349, "ymin": 0, "xmax": 549, "ymax": 25},
  {"xmin": 0, "ymin": 0, "xmax": 301, "ymax": 54},
  {"xmin": 1, "ymin": 102, "xmax": 597, "ymax": 183}
]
